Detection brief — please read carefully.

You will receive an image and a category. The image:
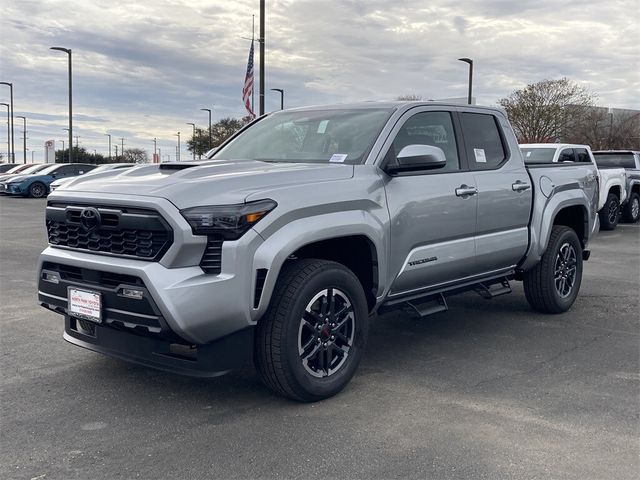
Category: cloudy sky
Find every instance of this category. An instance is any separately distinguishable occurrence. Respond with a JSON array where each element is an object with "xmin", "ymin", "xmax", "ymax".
[{"xmin": 1, "ymin": 0, "xmax": 638, "ymax": 162}]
